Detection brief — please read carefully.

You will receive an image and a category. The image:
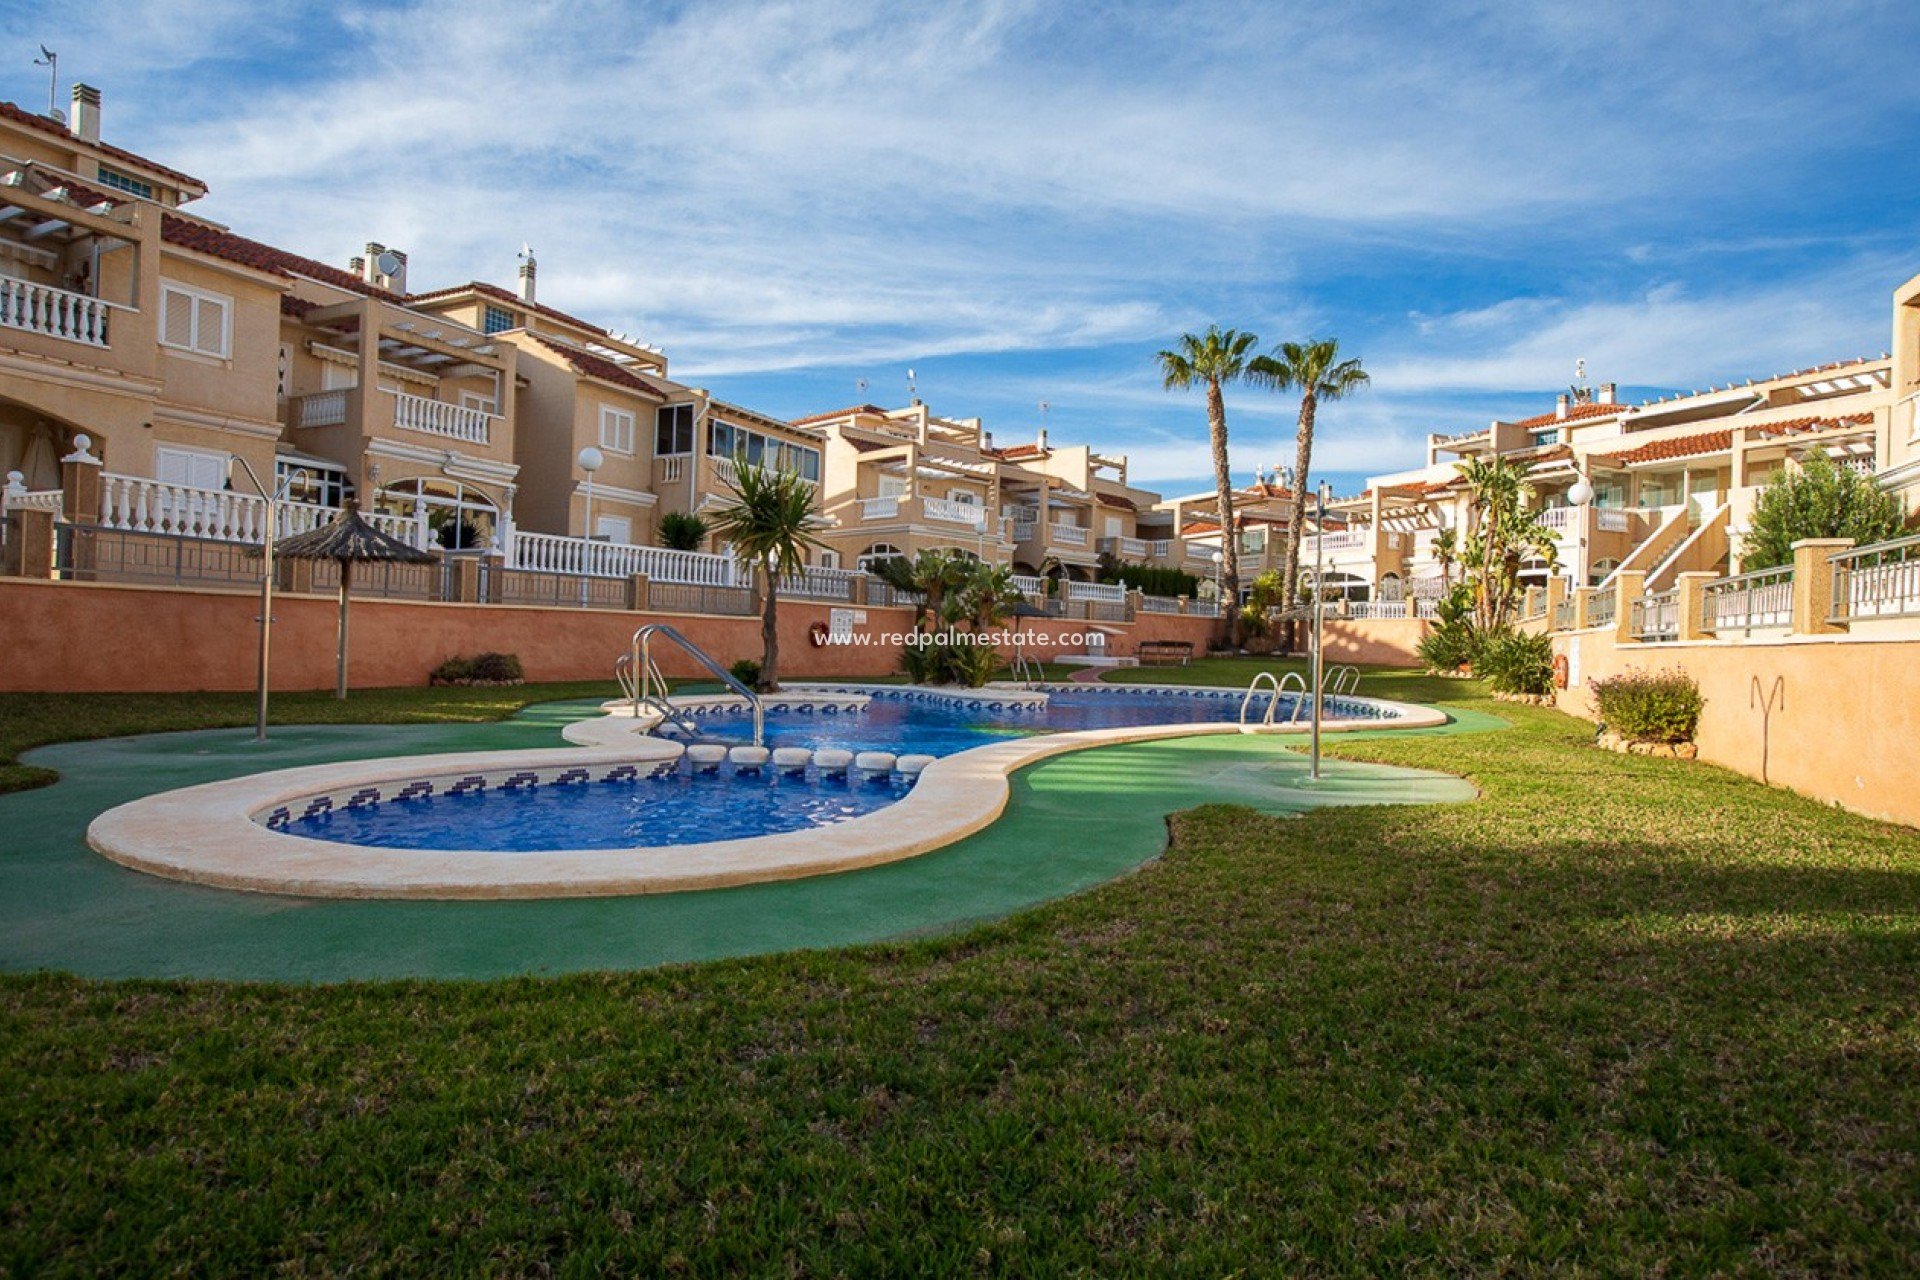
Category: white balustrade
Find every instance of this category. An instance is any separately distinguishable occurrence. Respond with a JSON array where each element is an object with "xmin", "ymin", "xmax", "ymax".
[
  {"xmin": 1065, "ymin": 580, "xmax": 1127, "ymax": 603},
  {"xmin": 922, "ymin": 496, "xmax": 985, "ymax": 526},
  {"xmin": 99, "ymin": 473, "xmax": 275, "ymax": 542},
  {"xmin": 390, "ymin": 391, "xmax": 493, "ymax": 445},
  {"xmin": 296, "ymin": 390, "xmax": 347, "ymax": 427},
  {"xmin": 1308, "ymin": 529, "xmax": 1366, "ymax": 551},
  {"xmin": 1011, "ymin": 520, "xmax": 1037, "ymax": 542},
  {"xmin": 1538, "ymin": 507, "xmax": 1573, "ymax": 530},
  {"xmin": 3, "ymin": 487, "xmax": 62, "ymax": 514},
  {"xmin": 658, "ymin": 456, "xmax": 686, "ymax": 483},
  {"xmin": 861, "ymin": 496, "xmax": 900, "ymax": 520},
  {"xmin": 1050, "ymin": 522, "xmax": 1090, "ymax": 548},
  {"xmin": 509, "ymin": 529, "xmax": 739, "ymax": 585},
  {"xmin": 1597, "ymin": 509, "xmax": 1632, "ymax": 533},
  {"xmin": 1011, "ymin": 573, "xmax": 1046, "ymax": 597},
  {"xmin": 0, "ymin": 278, "xmax": 112, "ymax": 347},
  {"xmin": 778, "ymin": 564, "xmax": 863, "ymax": 600}
]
